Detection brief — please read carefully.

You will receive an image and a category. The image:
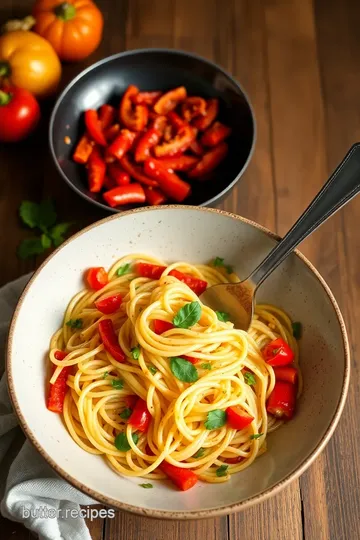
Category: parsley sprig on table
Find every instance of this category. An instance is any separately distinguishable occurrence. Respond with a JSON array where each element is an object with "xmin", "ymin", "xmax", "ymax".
[{"xmin": 17, "ymin": 200, "xmax": 73, "ymax": 259}]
